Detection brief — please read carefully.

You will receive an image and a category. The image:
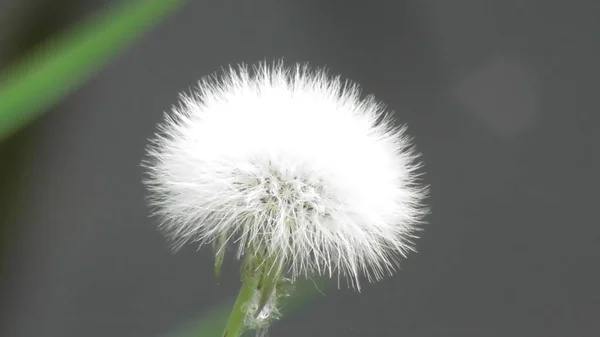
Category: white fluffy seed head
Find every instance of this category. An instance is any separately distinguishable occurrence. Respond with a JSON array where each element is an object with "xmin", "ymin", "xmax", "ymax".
[{"xmin": 143, "ymin": 61, "xmax": 428, "ymax": 289}]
